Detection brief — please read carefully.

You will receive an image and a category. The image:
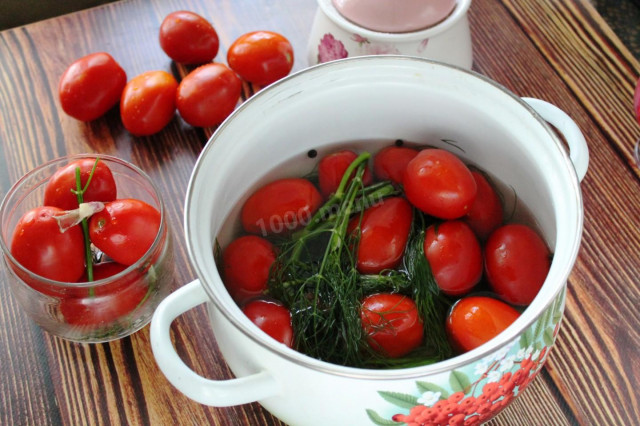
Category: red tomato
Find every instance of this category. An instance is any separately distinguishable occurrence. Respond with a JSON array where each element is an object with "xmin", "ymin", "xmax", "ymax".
[
  {"xmin": 227, "ymin": 31, "xmax": 294, "ymax": 87},
  {"xmin": 351, "ymin": 197, "xmax": 413, "ymax": 274},
  {"xmin": 242, "ymin": 299, "xmax": 293, "ymax": 347},
  {"xmin": 241, "ymin": 178, "xmax": 323, "ymax": 235},
  {"xmin": 403, "ymin": 149, "xmax": 477, "ymax": 219},
  {"xmin": 43, "ymin": 158, "xmax": 117, "ymax": 210},
  {"xmin": 176, "ymin": 63, "xmax": 242, "ymax": 128},
  {"xmin": 424, "ymin": 220, "xmax": 482, "ymax": 296},
  {"xmin": 484, "ymin": 224, "xmax": 551, "ymax": 306},
  {"xmin": 373, "ymin": 145, "xmax": 419, "ymax": 184},
  {"xmin": 88, "ymin": 198, "xmax": 161, "ymax": 266},
  {"xmin": 463, "ymin": 171, "xmax": 503, "ymax": 241},
  {"xmin": 120, "ymin": 70, "xmax": 178, "ymax": 136},
  {"xmin": 60, "ymin": 262, "xmax": 148, "ymax": 326},
  {"xmin": 317, "ymin": 150, "xmax": 373, "ymax": 198},
  {"xmin": 223, "ymin": 236, "xmax": 276, "ymax": 302},
  {"xmin": 79, "ymin": 261, "xmax": 128, "ymax": 282},
  {"xmin": 159, "ymin": 11, "xmax": 219, "ymax": 64},
  {"xmin": 58, "ymin": 52, "xmax": 126, "ymax": 121},
  {"xmin": 360, "ymin": 293, "xmax": 424, "ymax": 358},
  {"xmin": 446, "ymin": 296, "xmax": 520, "ymax": 353},
  {"xmin": 10, "ymin": 206, "xmax": 85, "ymax": 282}
]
